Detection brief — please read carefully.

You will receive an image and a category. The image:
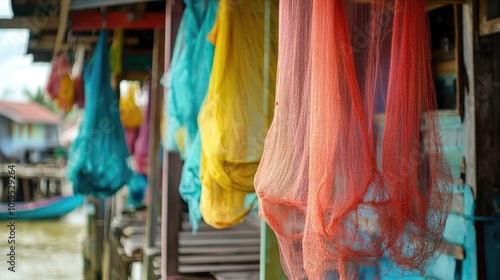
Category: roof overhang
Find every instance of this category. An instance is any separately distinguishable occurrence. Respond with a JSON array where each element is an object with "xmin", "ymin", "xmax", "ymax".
[{"xmin": 71, "ymin": 0, "xmax": 162, "ymax": 11}]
